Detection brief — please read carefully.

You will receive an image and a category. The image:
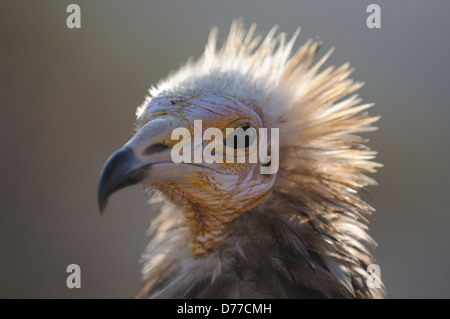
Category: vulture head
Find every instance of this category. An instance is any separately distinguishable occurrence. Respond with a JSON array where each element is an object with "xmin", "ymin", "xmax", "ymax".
[{"xmin": 98, "ymin": 21, "xmax": 385, "ymax": 298}]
